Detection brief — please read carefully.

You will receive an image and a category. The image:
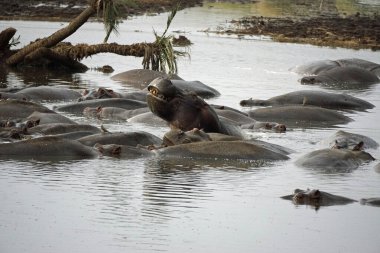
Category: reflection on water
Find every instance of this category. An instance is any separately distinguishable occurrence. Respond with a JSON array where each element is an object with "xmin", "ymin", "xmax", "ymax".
[{"xmin": 1, "ymin": 2, "xmax": 380, "ymax": 253}]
